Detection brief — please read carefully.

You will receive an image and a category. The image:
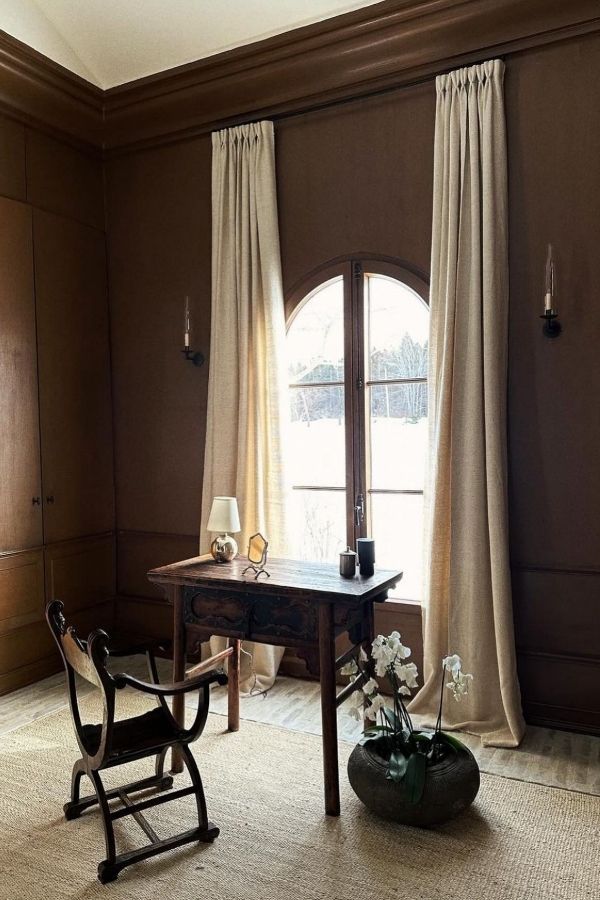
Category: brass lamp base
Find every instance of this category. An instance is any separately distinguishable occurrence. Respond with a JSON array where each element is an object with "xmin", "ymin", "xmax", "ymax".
[{"xmin": 210, "ymin": 533, "xmax": 238, "ymax": 563}]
